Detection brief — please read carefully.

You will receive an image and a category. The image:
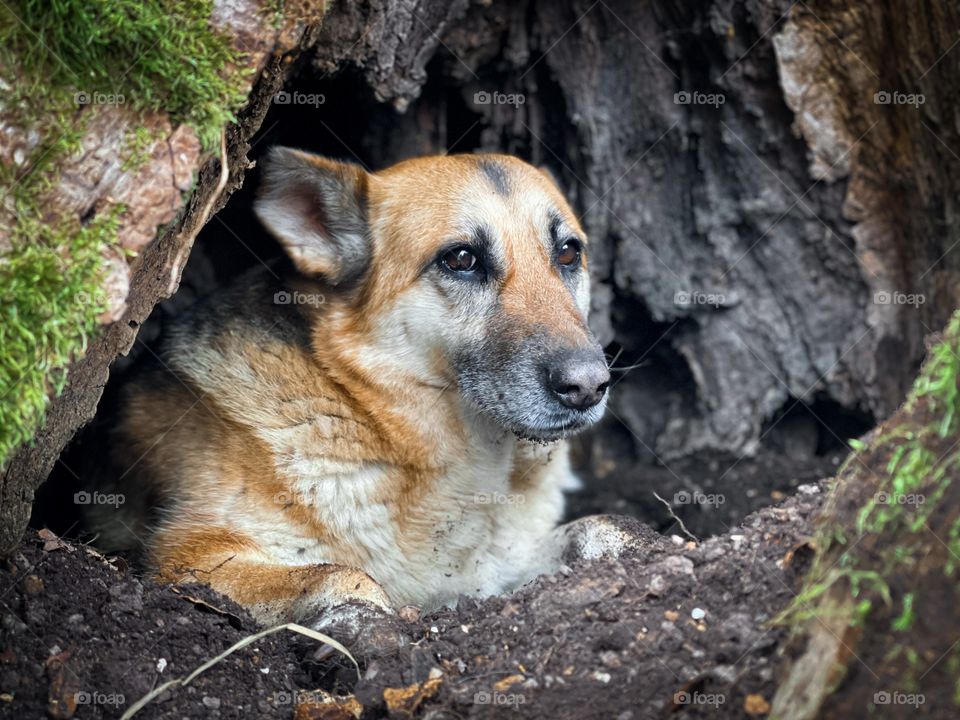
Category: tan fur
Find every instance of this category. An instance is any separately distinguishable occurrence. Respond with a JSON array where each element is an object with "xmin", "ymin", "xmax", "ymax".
[{"xmin": 91, "ymin": 150, "xmax": 614, "ymax": 635}]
